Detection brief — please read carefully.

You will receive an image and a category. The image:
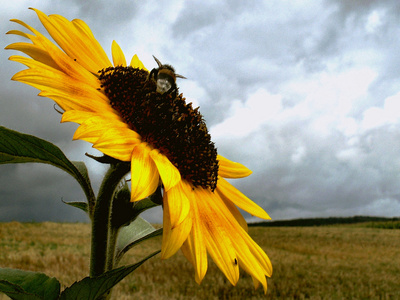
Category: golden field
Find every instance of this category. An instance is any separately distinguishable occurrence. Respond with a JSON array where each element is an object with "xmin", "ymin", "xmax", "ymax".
[{"xmin": 0, "ymin": 222, "xmax": 399, "ymax": 299}]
